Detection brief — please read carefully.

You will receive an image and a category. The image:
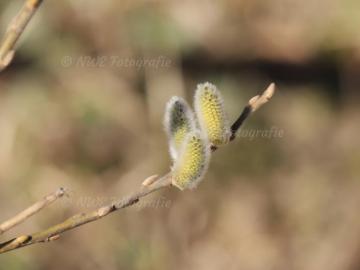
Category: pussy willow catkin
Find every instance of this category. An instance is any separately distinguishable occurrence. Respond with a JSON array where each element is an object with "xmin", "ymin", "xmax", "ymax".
[
  {"xmin": 194, "ymin": 82, "xmax": 231, "ymax": 146},
  {"xmin": 171, "ymin": 131, "xmax": 210, "ymax": 190},
  {"xmin": 164, "ymin": 96, "xmax": 196, "ymax": 160}
]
